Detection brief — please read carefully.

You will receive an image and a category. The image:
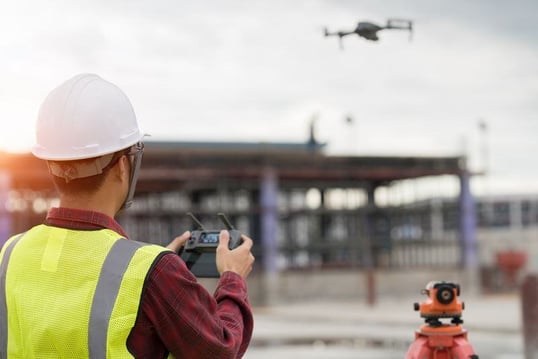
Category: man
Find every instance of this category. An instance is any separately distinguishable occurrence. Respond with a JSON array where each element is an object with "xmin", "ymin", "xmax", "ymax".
[{"xmin": 0, "ymin": 73, "xmax": 255, "ymax": 358}]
